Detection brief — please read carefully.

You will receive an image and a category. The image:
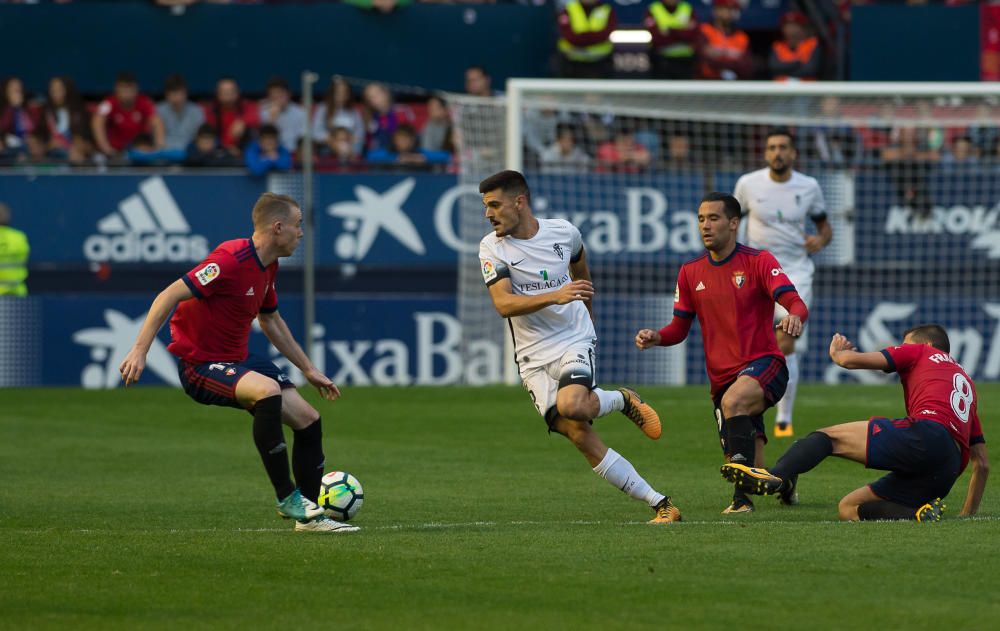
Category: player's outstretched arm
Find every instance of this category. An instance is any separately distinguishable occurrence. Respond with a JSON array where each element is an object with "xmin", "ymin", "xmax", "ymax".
[
  {"xmin": 119, "ymin": 279, "xmax": 194, "ymax": 387},
  {"xmin": 828, "ymin": 333, "xmax": 890, "ymax": 370},
  {"xmin": 486, "ymin": 277, "xmax": 593, "ymax": 318},
  {"xmin": 960, "ymin": 442, "xmax": 989, "ymax": 517},
  {"xmin": 257, "ymin": 310, "xmax": 341, "ymax": 401}
]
